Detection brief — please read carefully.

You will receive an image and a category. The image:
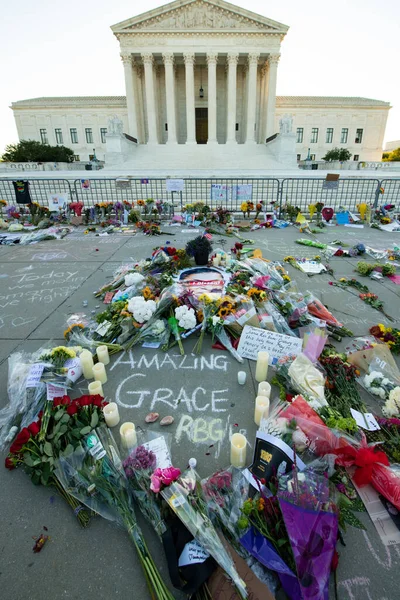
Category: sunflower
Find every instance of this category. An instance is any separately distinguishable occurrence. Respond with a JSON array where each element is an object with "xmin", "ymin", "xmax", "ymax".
[
  {"xmin": 197, "ymin": 309, "xmax": 204, "ymax": 323},
  {"xmin": 63, "ymin": 323, "xmax": 84, "ymax": 340},
  {"xmin": 218, "ymin": 307, "xmax": 229, "ymax": 318},
  {"xmin": 142, "ymin": 286, "xmax": 155, "ymax": 300},
  {"xmin": 137, "ymin": 200, "xmax": 145, "ymax": 206}
]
